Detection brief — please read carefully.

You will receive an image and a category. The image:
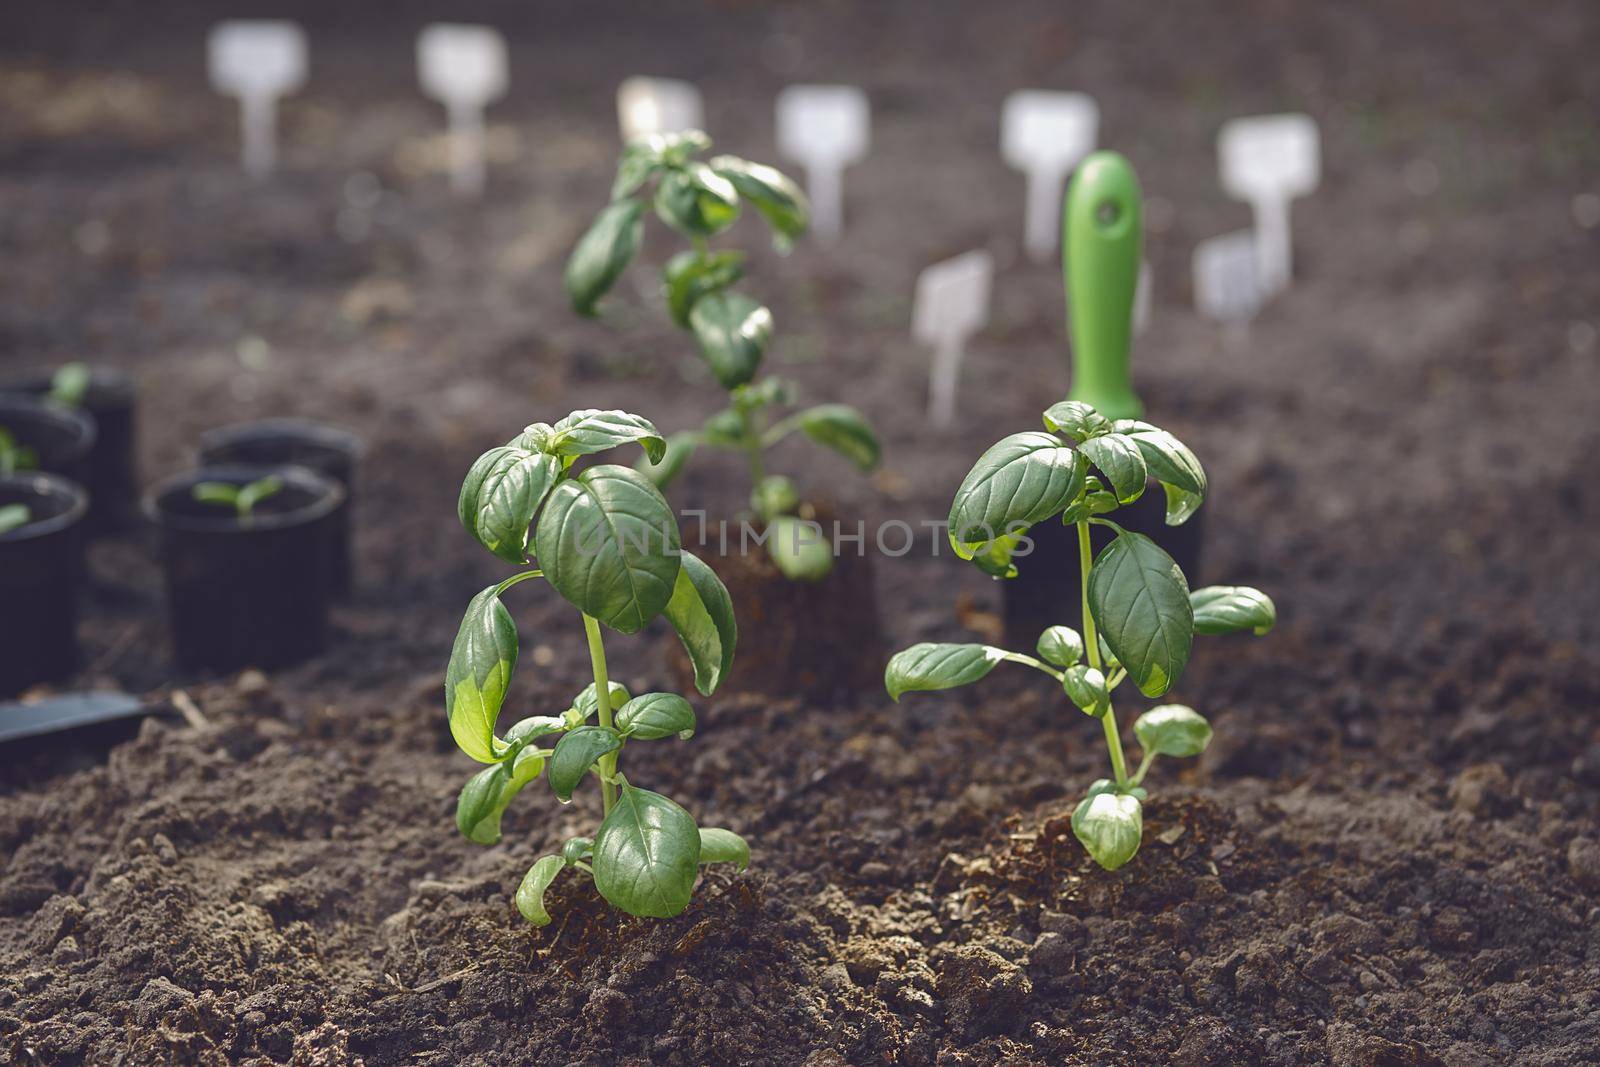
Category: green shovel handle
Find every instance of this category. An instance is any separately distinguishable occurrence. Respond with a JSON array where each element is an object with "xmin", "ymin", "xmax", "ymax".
[{"xmin": 1064, "ymin": 151, "xmax": 1143, "ymax": 420}]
